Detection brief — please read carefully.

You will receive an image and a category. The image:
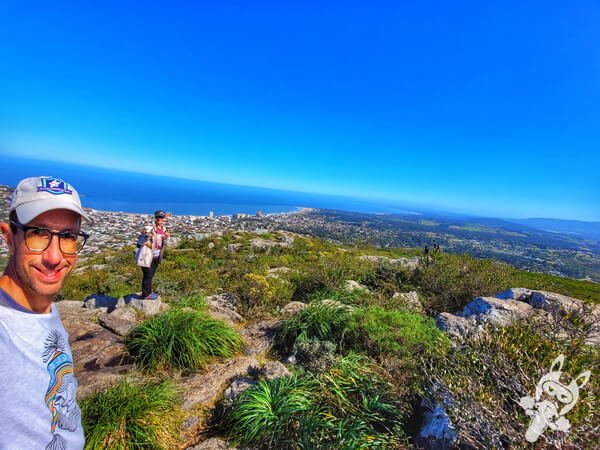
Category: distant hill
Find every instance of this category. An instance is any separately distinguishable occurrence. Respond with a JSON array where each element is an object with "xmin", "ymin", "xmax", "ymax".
[{"xmin": 506, "ymin": 218, "xmax": 600, "ymax": 241}]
